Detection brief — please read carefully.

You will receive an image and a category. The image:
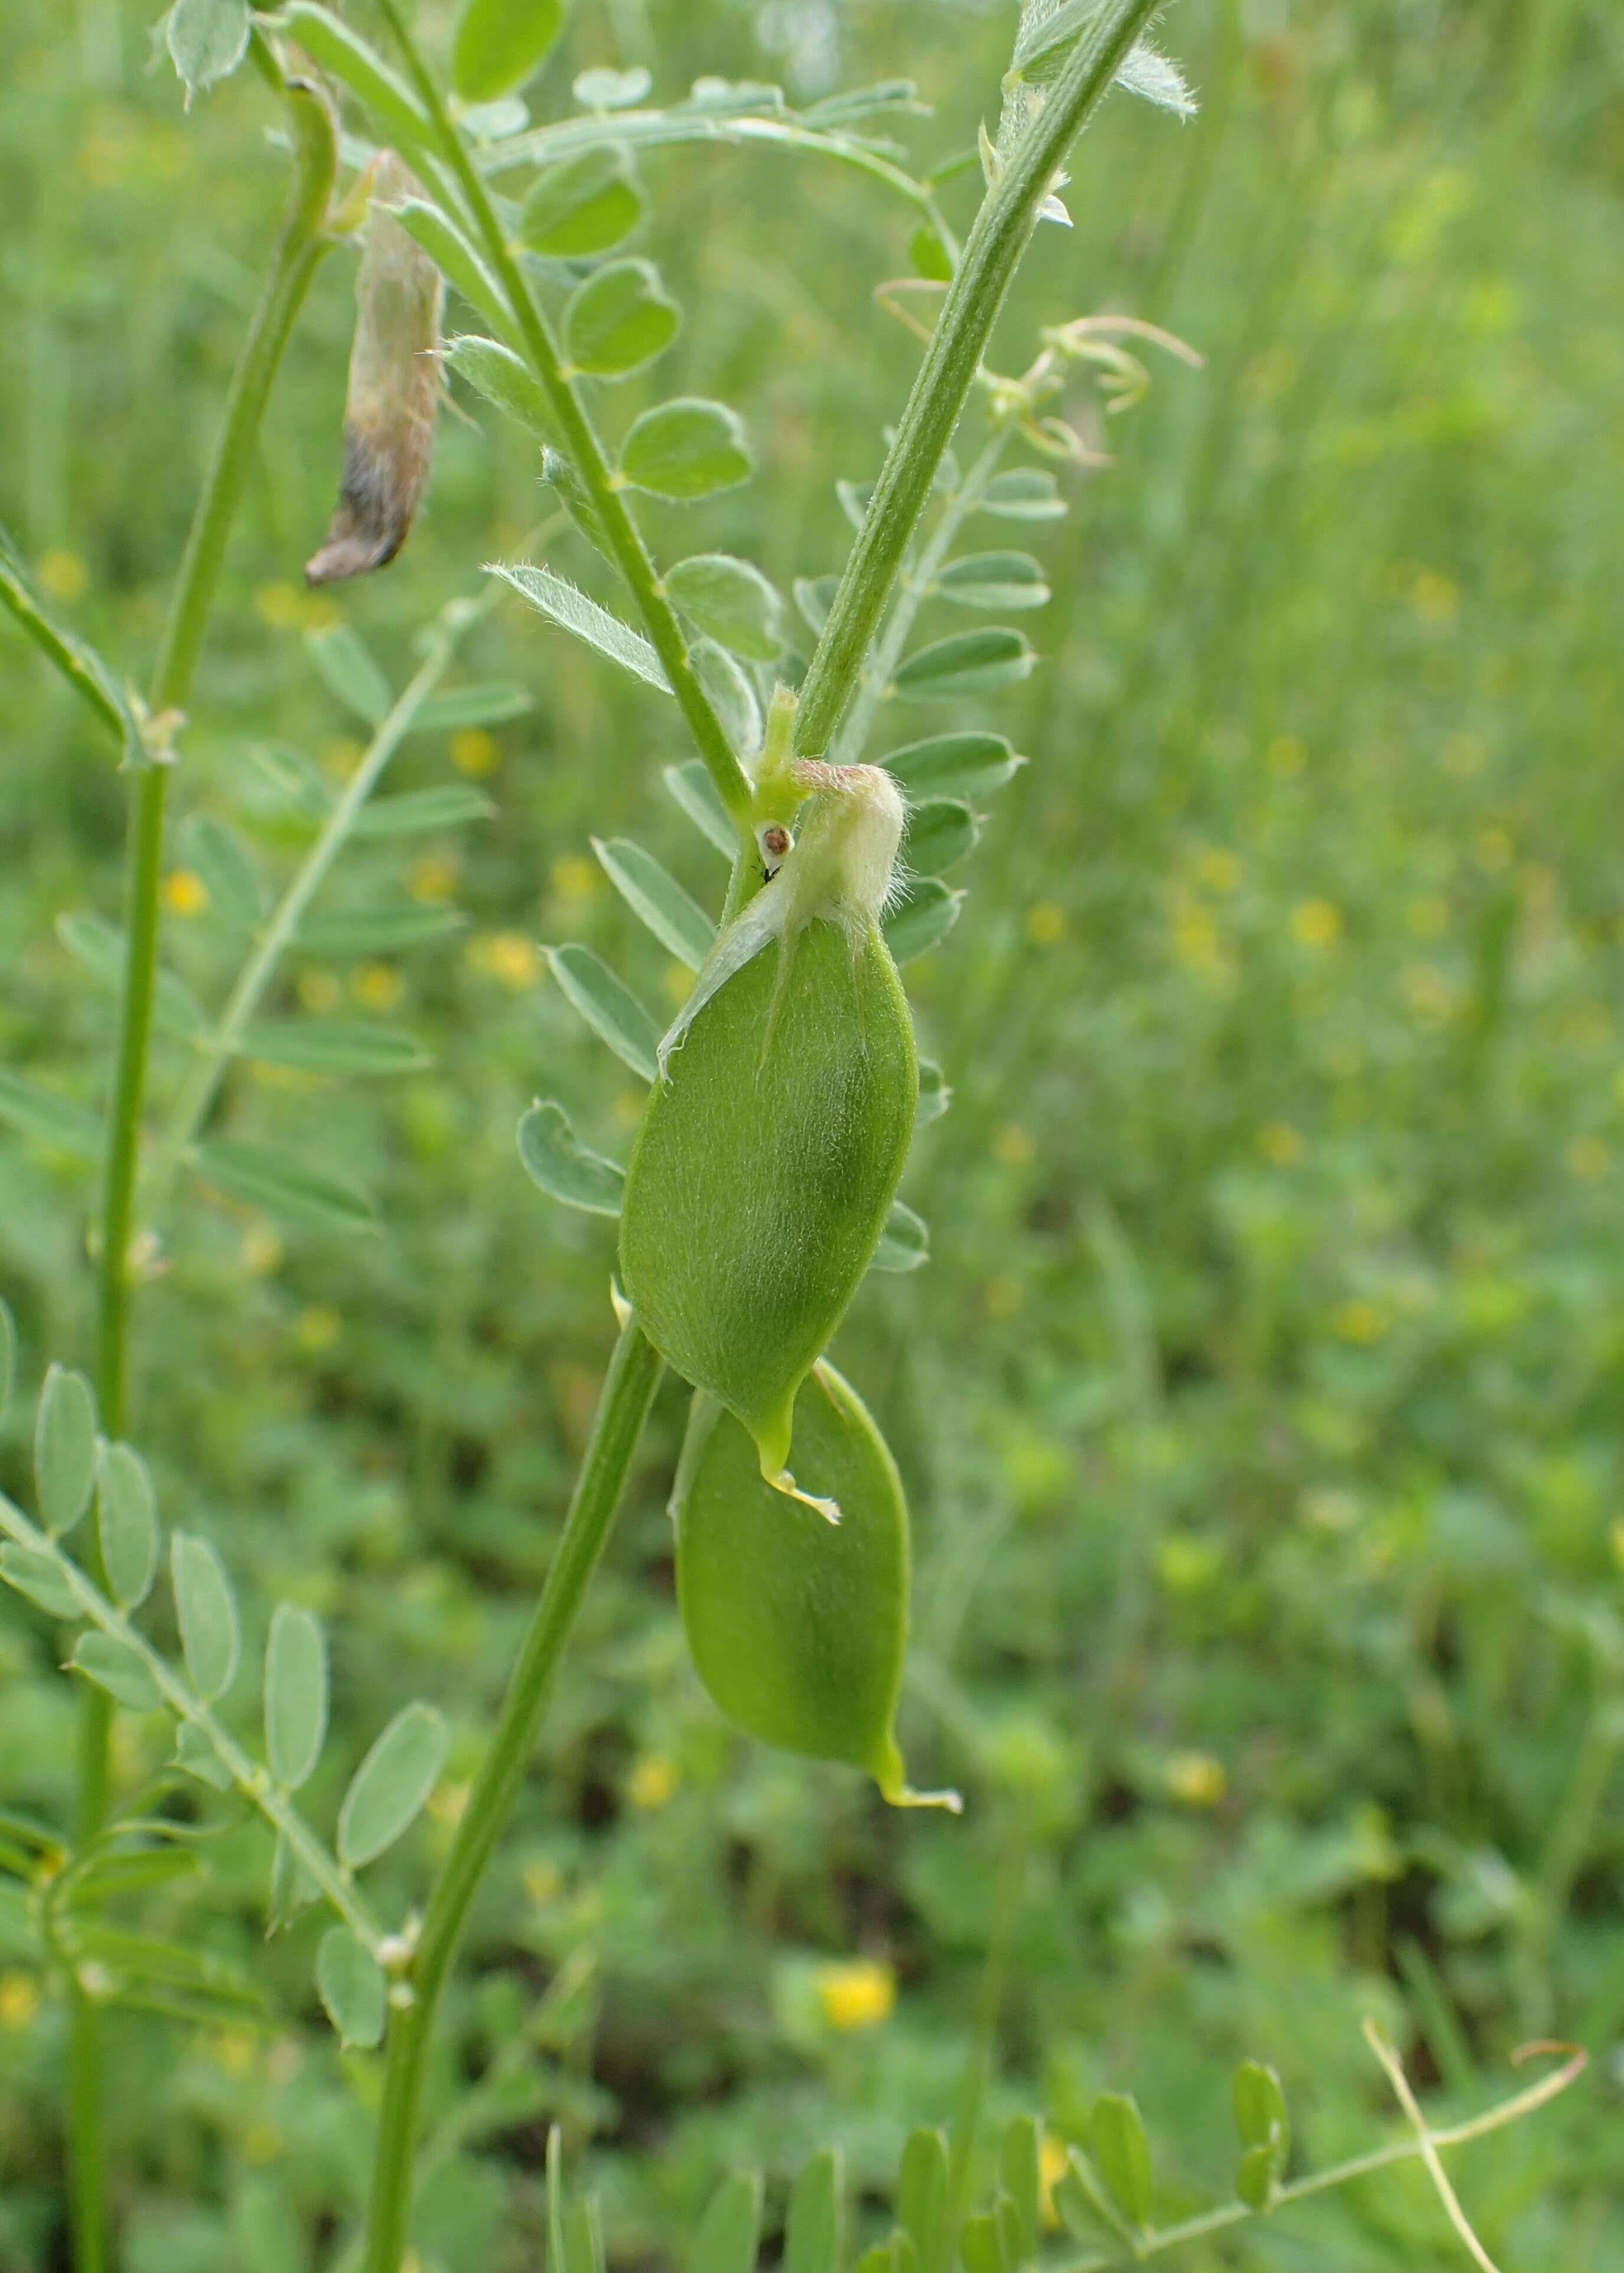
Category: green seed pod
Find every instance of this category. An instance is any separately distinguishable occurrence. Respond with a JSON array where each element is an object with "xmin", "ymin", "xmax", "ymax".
[
  {"xmin": 620, "ymin": 740, "xmax": 916, "ymax": 1502},
  {"xmin": 673, "ymin": 1363, "xmax": 957, "ymax": 1809}
]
